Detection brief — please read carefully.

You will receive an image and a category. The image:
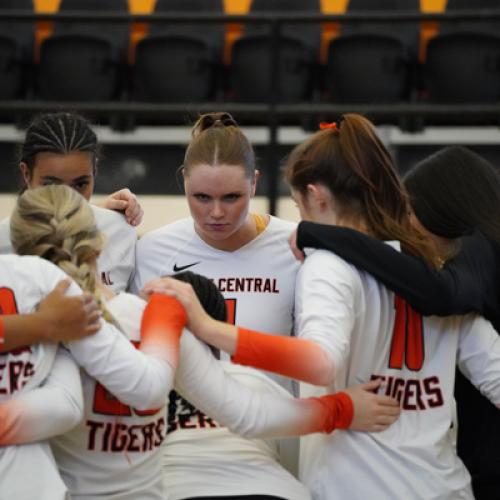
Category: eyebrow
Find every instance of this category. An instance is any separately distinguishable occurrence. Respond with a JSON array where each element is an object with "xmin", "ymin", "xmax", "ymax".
[{"xmin": 41, "ymin": 175, "xmax": 91, "ymax": 182}]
